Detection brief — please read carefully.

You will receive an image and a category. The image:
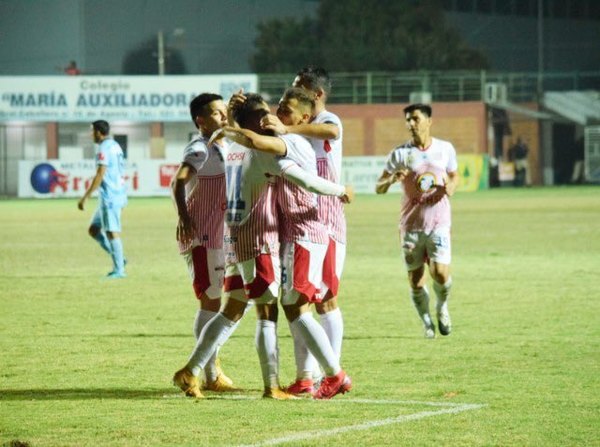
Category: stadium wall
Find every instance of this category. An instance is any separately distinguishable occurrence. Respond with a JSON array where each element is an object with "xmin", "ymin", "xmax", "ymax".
[{"xmin": 0, "ymin": 76, "xmax": 542, "ymax": 196}]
